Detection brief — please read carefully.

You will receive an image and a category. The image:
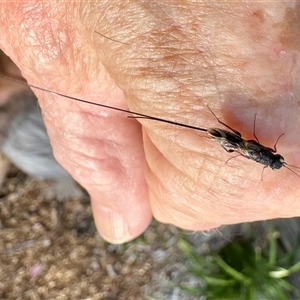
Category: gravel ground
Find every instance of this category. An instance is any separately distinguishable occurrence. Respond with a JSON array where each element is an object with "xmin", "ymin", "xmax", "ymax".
[
  {"xmin": 0, "ymin": 167, "xmax": 203, "ymax": 300},
  {"xmin": 3, "ymin": 167, "xmax": 300, "ymax": 299}
]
